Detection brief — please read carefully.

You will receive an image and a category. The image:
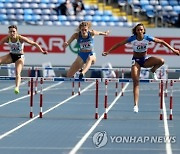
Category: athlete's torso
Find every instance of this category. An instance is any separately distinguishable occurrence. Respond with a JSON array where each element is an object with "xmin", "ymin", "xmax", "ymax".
[
  {"xmin": 127, "ymin": 34, "xmax": 154, "ymax": 53},
  {"xmin": 77, "ymin": 31, "xmax": 94, "ymax": 52},
  {"xmin": 8, "ymin": 36, "xmax": 24, "ymax": 54}
]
